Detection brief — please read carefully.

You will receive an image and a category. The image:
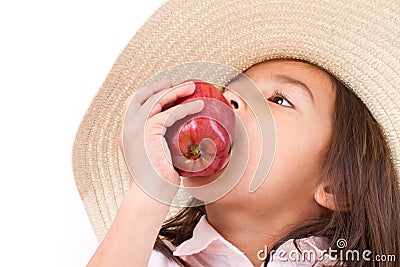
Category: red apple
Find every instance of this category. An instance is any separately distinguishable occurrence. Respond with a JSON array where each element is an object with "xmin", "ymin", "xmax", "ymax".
[{"xmin": 163, "ymin": 80, "xmax": 235, "ymax": 177}]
